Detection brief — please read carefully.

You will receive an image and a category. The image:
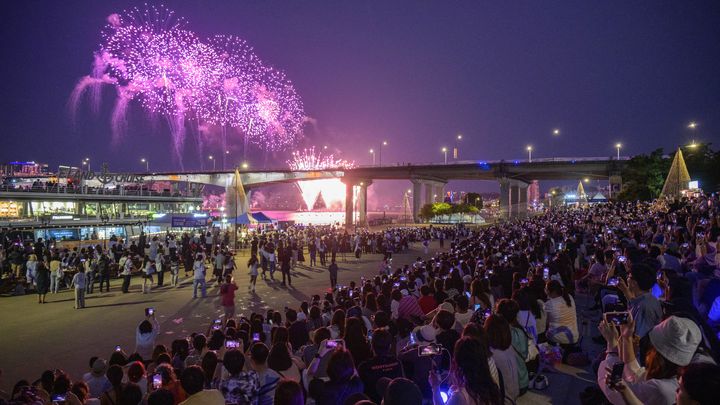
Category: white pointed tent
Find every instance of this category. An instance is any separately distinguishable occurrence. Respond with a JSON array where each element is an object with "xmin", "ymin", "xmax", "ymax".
[
  {"xmin": 226, "ymin": 169, "xmax": 255, "ymax": 225},
  {"xmin": 660, "ymin": 148, "xmax": 691, "ymax": 200},
  {"xmin": 577, "ymin": 181, "xmax": 588, "ymax": 207}
]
